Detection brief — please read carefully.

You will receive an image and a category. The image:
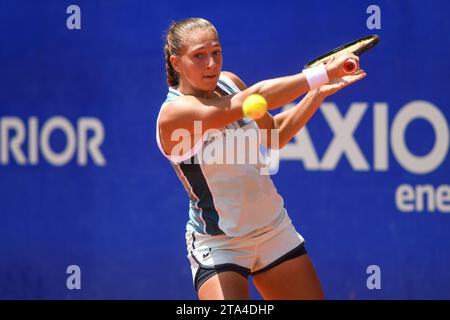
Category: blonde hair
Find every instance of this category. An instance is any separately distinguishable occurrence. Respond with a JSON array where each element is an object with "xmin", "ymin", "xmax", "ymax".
[{"xmin": 164, "ymin": 18, "xmax": 219, "ymax": 87}]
